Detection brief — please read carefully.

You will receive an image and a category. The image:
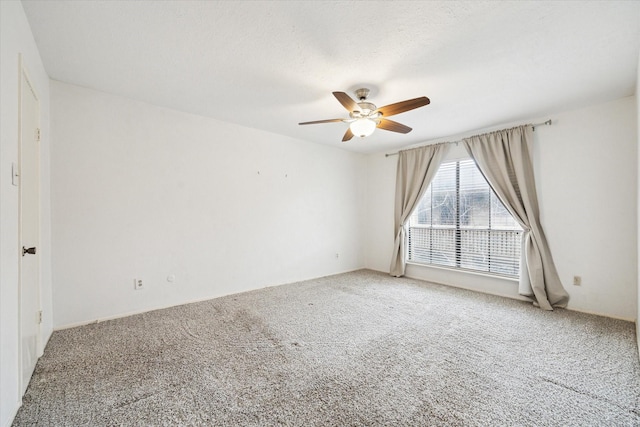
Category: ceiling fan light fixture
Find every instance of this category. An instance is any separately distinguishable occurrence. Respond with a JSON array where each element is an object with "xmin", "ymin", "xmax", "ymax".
[{"xmin": 350, "ymin": 118, "xmax": 376, "ymax": 138}]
